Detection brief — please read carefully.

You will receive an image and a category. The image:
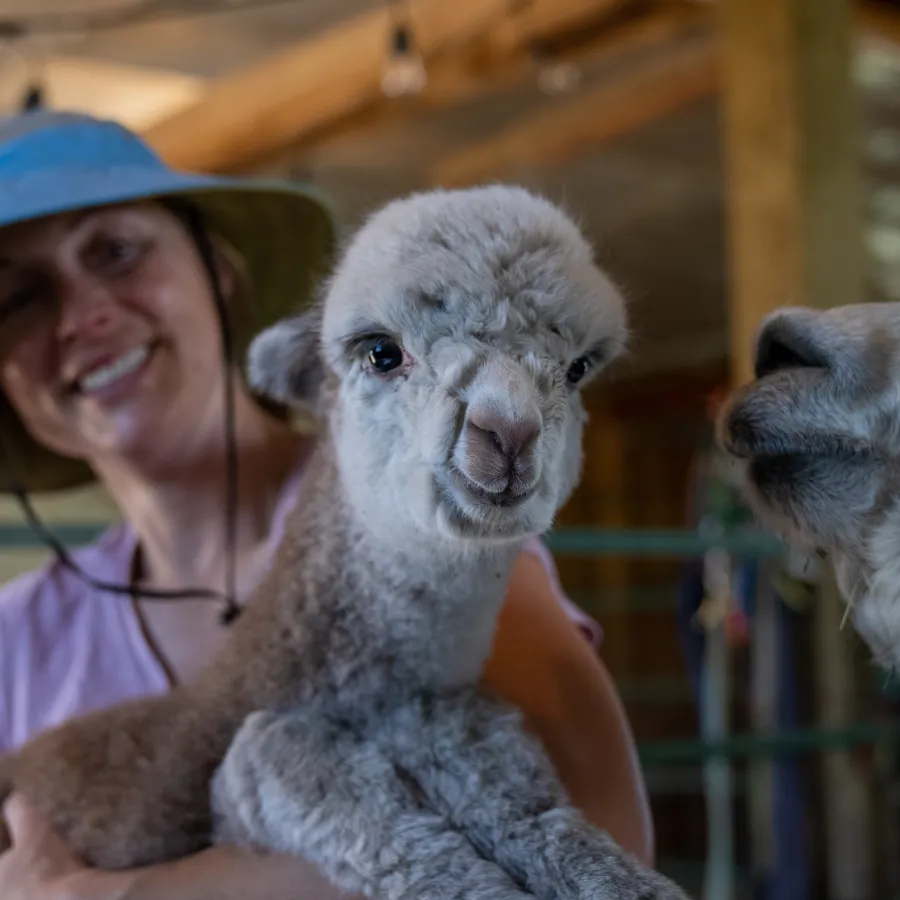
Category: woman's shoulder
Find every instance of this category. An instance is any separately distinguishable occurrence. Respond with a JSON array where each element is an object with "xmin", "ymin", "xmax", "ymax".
[
  {"xmin": 520, "ymin": 535, "xmax": 603, "ymax": 649},
  {"xmin": 0, "ymin": 523, "xmax": 134, "ymax": 622},
  {"xmin": 0, "ymin": 523, "xmax": 153, "ymax": 752},
  {"xmin": 0, "ymin": 527, "xmax": 137, "ymax": 707}
]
